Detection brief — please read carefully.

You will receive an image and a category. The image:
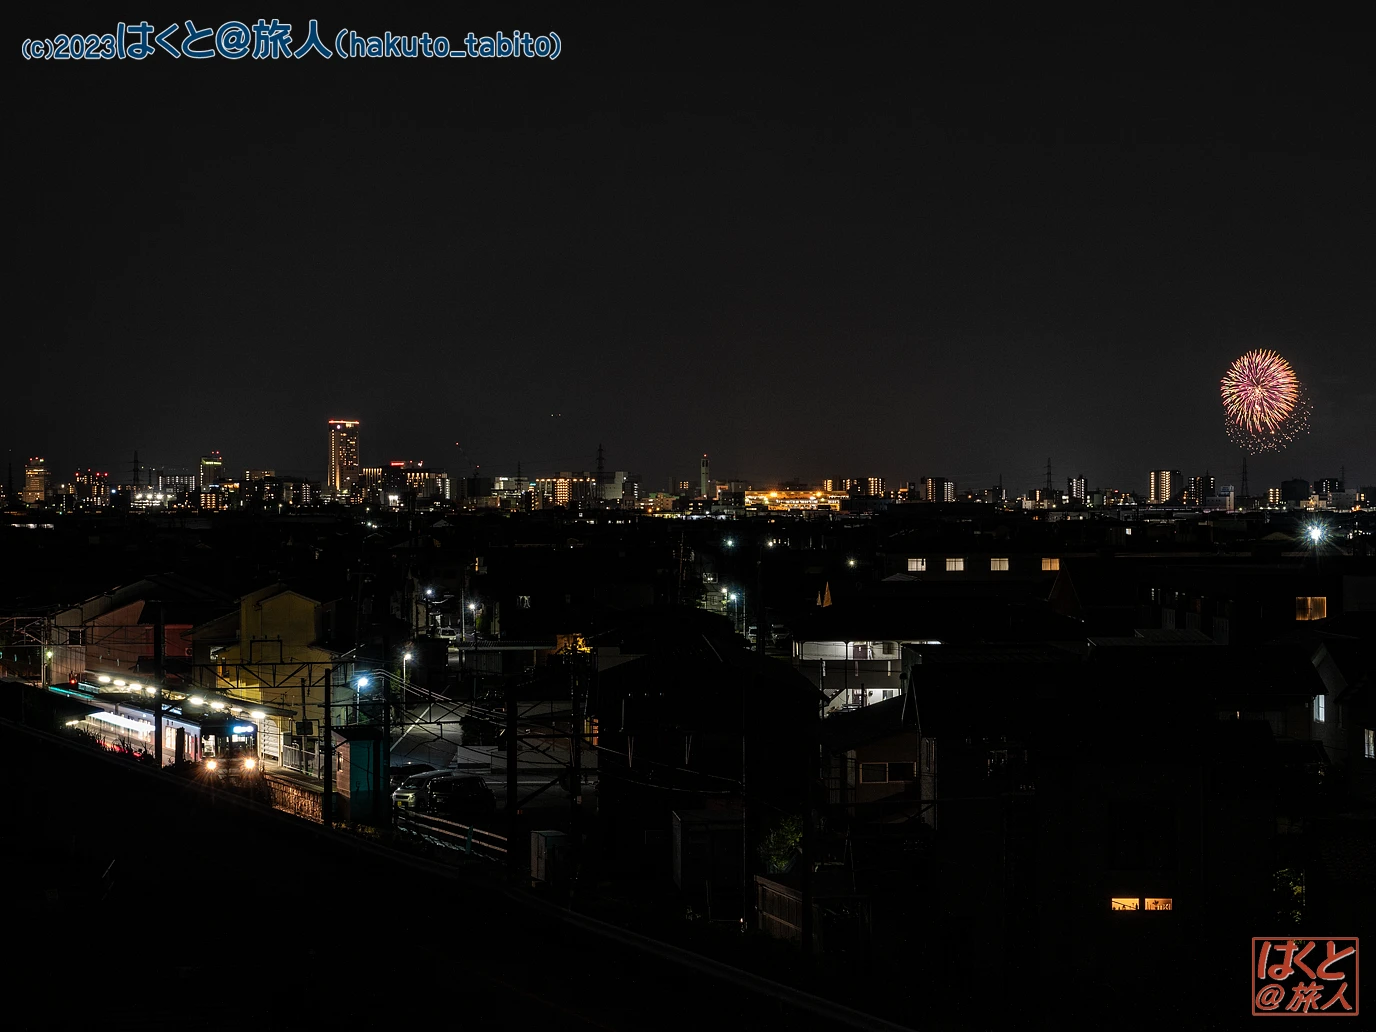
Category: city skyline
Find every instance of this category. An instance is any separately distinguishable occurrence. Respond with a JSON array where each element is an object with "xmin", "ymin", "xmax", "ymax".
[
  {"xmin": 10, "ymin": 10, "xmax": 1372, "ymax": 499},
  {"xmin": 4, "ymin": 434, "xmax": 1363, "ymax": 507}
]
